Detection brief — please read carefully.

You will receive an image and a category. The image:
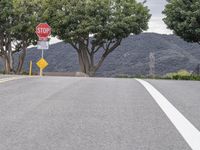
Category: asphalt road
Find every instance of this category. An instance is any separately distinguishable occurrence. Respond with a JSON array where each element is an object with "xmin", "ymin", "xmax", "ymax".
[{"xmin": 0, "ymin": 76, "xmax": 199, "ymax": 150}]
